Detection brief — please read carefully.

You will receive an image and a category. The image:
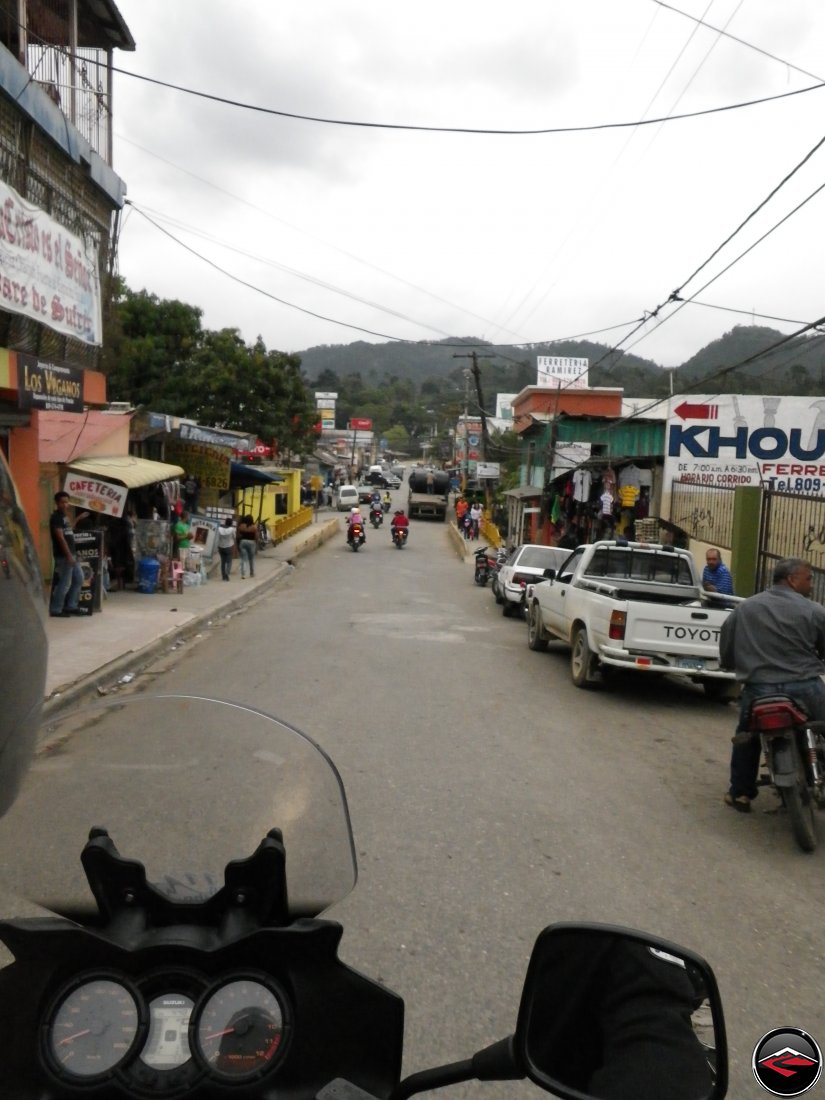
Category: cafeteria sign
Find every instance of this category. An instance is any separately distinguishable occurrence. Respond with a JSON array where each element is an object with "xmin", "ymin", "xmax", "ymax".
[{"xmin": 64, "ymin": 472, "xmax": 128, "ymax": 518}]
